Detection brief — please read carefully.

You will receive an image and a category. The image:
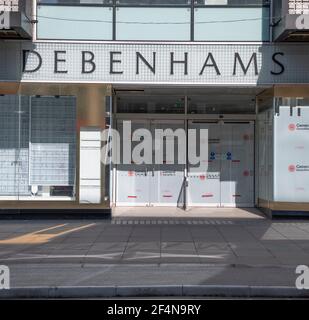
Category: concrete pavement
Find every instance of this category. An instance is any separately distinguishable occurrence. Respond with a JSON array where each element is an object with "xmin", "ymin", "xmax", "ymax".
[
  {"xmin": 112, "ymin": 207, "xmax": 266, "ymax": 219},
  {"xmin": 0, "ymin": 212, "xmax": 309, "ymax": 296}
]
